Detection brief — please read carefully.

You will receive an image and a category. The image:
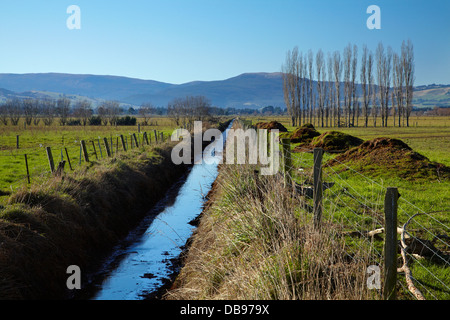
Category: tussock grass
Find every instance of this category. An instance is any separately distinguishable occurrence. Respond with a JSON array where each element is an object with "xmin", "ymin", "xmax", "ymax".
[{"xmin": 166, "ymin": 163, "xmax": 376, "ymax": 300}]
